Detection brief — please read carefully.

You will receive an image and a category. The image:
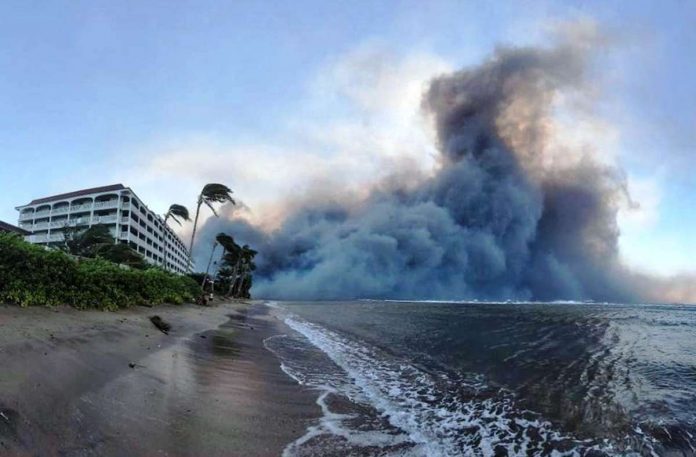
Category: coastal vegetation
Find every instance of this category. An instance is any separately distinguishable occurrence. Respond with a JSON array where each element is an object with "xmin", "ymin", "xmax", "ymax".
[
  {"xmin": 193, "ymin": 233, "xmax": 258, "ymax": 299},
  {"xmin": 163, "ymin": 183, "xmax": 259, "ymax": 299},
  {"xmin": 0, "ymin": 232, "xmax": 198, "ymax": 310},
  {"xmin": 215, "ymin": 234, "xmax": 257, "ymax": 299},
  {"xmin": 61, "ymin": 224, "xmax": 148, "ymax": 269}
]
